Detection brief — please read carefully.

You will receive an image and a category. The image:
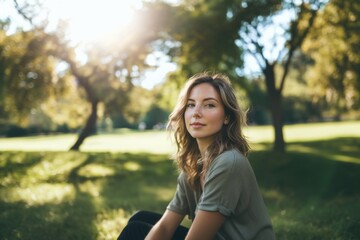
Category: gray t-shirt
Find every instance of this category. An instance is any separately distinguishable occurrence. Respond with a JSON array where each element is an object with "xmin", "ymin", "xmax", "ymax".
[{"xmin": 167, "ymin": 149, "xmax": 275, "ymax": 240}]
